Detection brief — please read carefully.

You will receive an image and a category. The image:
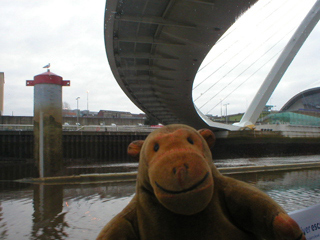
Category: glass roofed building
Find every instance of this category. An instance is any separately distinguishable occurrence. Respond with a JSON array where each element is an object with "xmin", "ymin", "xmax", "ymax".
[
  {"xmin": 262, "ymin": 112, "xmax": 320, "ymax": 126},
  {"xmin": 281, "ymin": 87, "xmax": 320, "ymax": 113},
  {"xmin": 261, "ymin": 87, "xmax": 320, "ymax": 127}
]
